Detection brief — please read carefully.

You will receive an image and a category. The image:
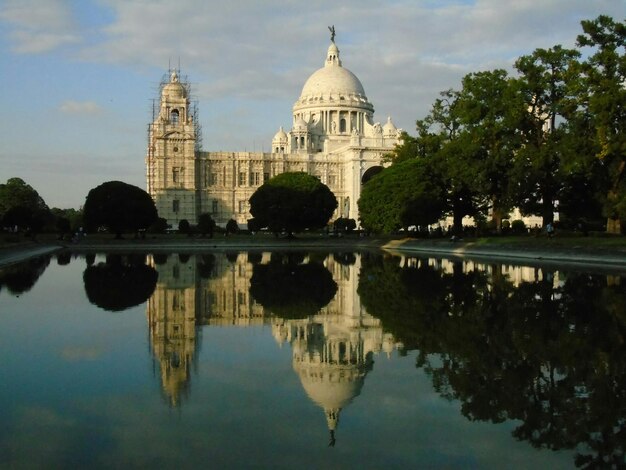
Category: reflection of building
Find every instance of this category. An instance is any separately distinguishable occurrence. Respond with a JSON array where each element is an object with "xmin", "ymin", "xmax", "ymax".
[
  {"xmin": 146, "ymin": 31, "xmax": 401, "ymax": 227},
  {"xmin": 146, "ymin": 253, "xmax": 271, "ymax": 405},
  {"xmin": 395, "ymin": 254, "xmax": 563, "ymax": 287},
  {"xmin": 146, "ymin": 255, "xmax": 199, "ymax": 406},
  {"xmin": 146, "ymin": 252, "xmax": 400, "ymax": 429},
  {"xmin": 273, "ymin": 256, "xmax": 399, "ymax": 445}
]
